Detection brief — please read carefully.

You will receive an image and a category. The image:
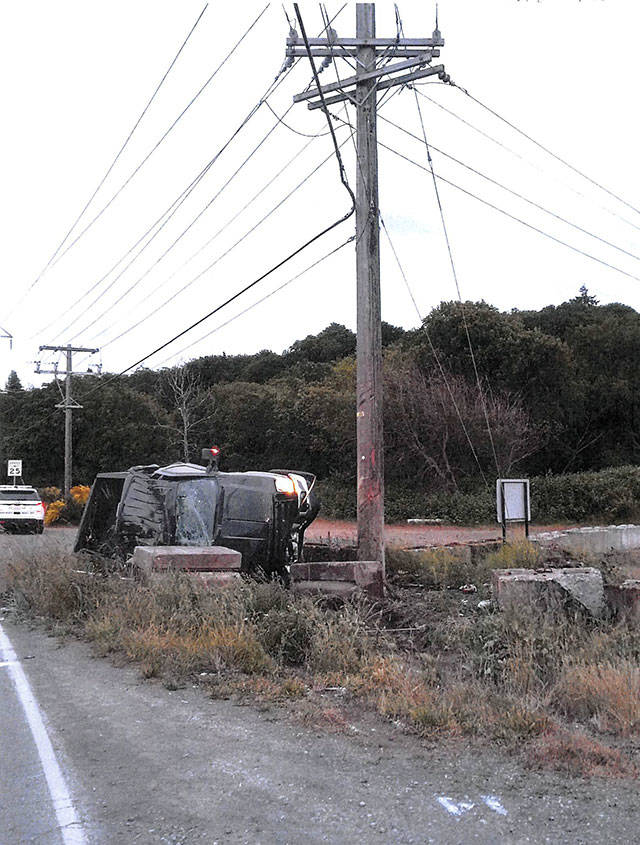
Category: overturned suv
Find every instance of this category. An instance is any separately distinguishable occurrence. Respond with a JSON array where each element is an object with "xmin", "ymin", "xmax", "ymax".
[{"xmin": 74, "ymin": 448, "xmax": 319, "ymax": 579}]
